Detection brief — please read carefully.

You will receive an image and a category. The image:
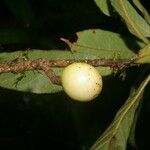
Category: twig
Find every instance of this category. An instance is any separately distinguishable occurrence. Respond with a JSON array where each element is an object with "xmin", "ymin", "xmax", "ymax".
[{"xmin": 0, "ymin": 58, "xmax": 136, "ymax": 85}]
